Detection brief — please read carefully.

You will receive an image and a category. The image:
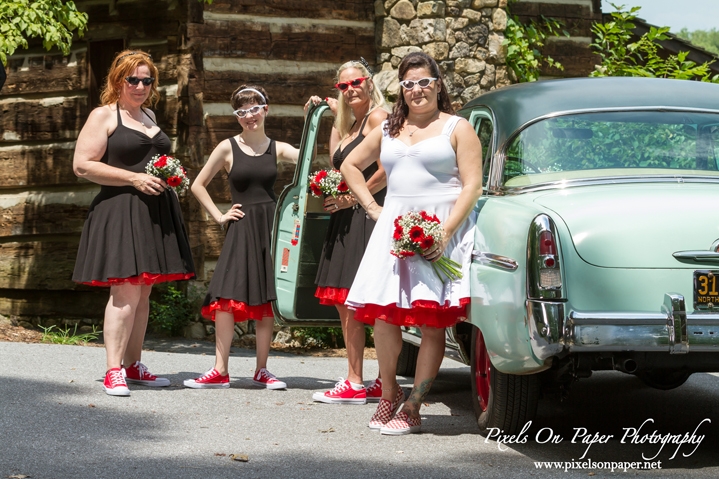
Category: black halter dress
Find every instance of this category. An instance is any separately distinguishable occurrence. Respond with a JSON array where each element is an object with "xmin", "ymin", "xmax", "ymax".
[
  {"xmin": 73, "ymin": 106, "xmax": 196, "ymax": 286},
  {"xmin": 314, "ymin": 115, "xmax": 386, "ymax": 313},
  {"xmin": 200, "ymin": 137, "xmax": 278, "ymax": 321}
]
